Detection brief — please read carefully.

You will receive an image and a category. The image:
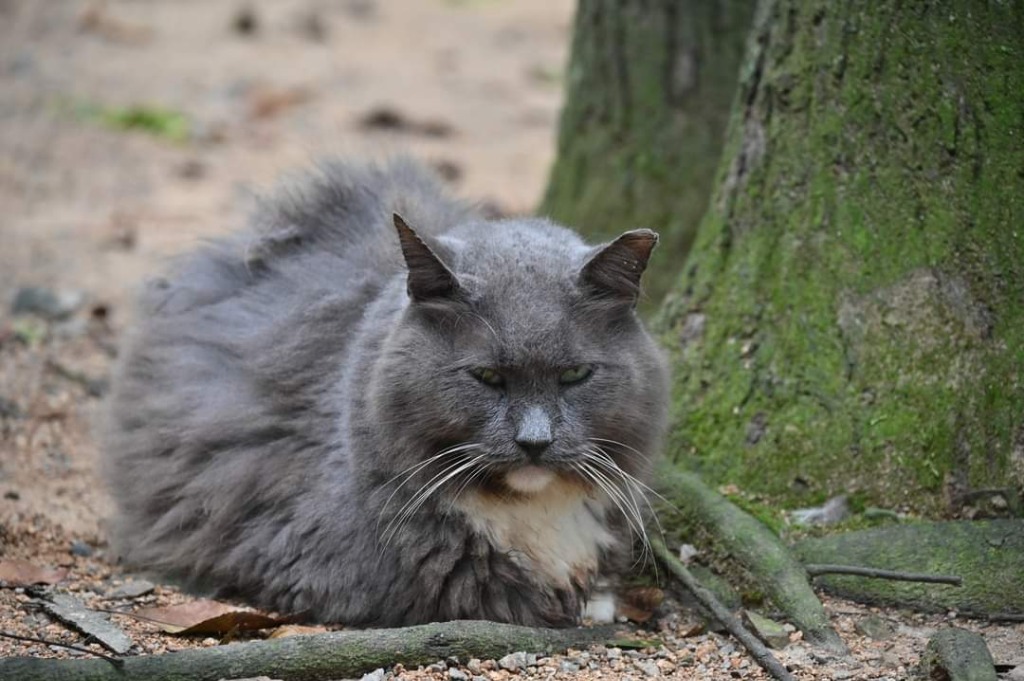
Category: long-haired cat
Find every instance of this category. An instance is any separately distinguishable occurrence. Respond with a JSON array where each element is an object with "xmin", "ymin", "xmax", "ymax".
[{"xmin": 103, "ymin": 158, "xmax": 669, "ymax": 627}]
